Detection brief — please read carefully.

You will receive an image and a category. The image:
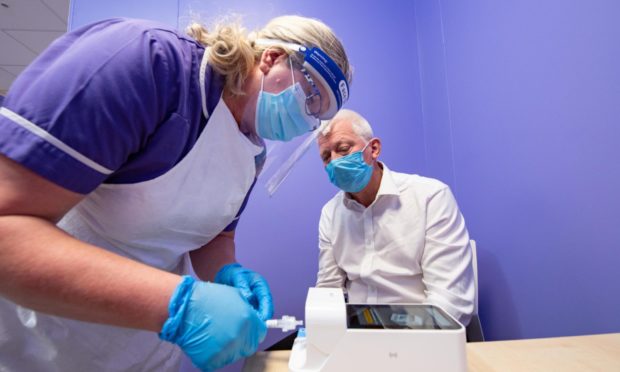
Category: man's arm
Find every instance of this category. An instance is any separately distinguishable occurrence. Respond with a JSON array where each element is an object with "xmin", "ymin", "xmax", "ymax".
[
  {"xmin": 421, "ymin": 186, "xmax": 475, "ymax": 325},
  {"xmin": 0, "ymin": 155, "xmax": 180, "ymax": 332},
  {"xmin": 316, "ymin": 207, "xmax": 347, "ymax": 288}
]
